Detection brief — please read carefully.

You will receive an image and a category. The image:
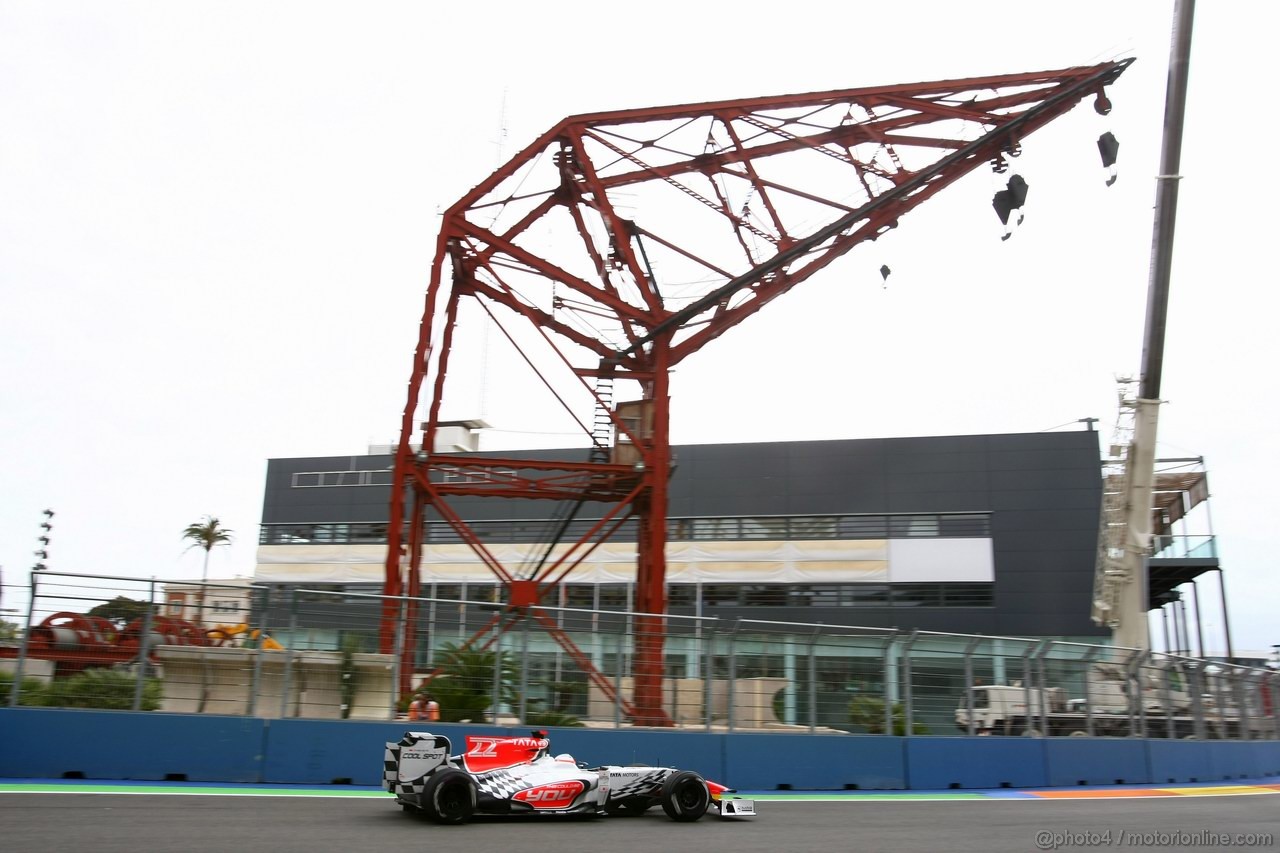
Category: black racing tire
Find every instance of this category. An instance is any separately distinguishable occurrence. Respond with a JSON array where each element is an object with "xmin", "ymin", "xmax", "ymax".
[
  {"xmin": 420, "ymin": 769, "xmax": 477, "ymax": 825},
  {"xmin": 660, "ymin": 770, "xmax": 710, "ymax": 822}
]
